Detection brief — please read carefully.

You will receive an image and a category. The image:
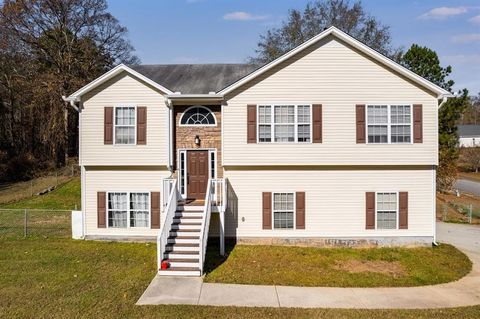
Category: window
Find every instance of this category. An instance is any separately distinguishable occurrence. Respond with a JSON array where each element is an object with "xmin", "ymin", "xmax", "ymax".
[
  {"xmin": 391, "ymin": 105, "xmax": 411, "ymax": 143},
  {"xmin": 108, "ymin": 192, "xmax": 128, "ymax": 228},
  {"xmin": 115, "ymin": 107, "xmax": 136, "ymax": 144},
  {"xmin": 210, "ymin": 151, "xmax": 215, "ymax": 178},
  {"xmin": 367, "ymin": 104, "xmax": 411, "ymax": 144},
  {"xmin": 107, "ymin": 192, "xmax": 150, "ymax": 228},
  {"xmin": 258, "ymin": 104, "xmax": 311, "ymax": 143},
  {"xmin": 180, "ymin": 106, "xmax": 216, "ymax": 126},
  {"xmin": 273, "ymin": 193, "xmax": 295, "ymax": 229},
  {"xmin": 376, "ymin": 192, "xmax": 397, "ymax": 229},
  {"xmin": 130, "ymin": 193, "xmax": 149, "ymax": 227},
  {"xmin": 179, "ymin": 152, "xmax": 186, "ymax": 195}
]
